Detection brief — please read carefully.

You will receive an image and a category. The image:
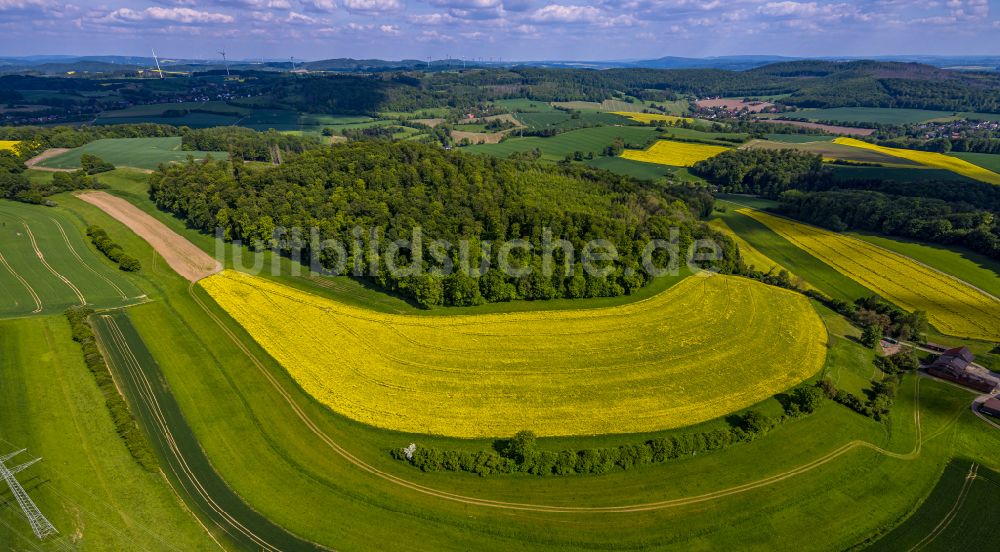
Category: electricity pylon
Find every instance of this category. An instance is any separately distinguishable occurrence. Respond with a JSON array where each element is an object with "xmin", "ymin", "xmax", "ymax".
[{"xmin": 0, "ymin": 449, "xmax": 57, "ymax": 540}]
